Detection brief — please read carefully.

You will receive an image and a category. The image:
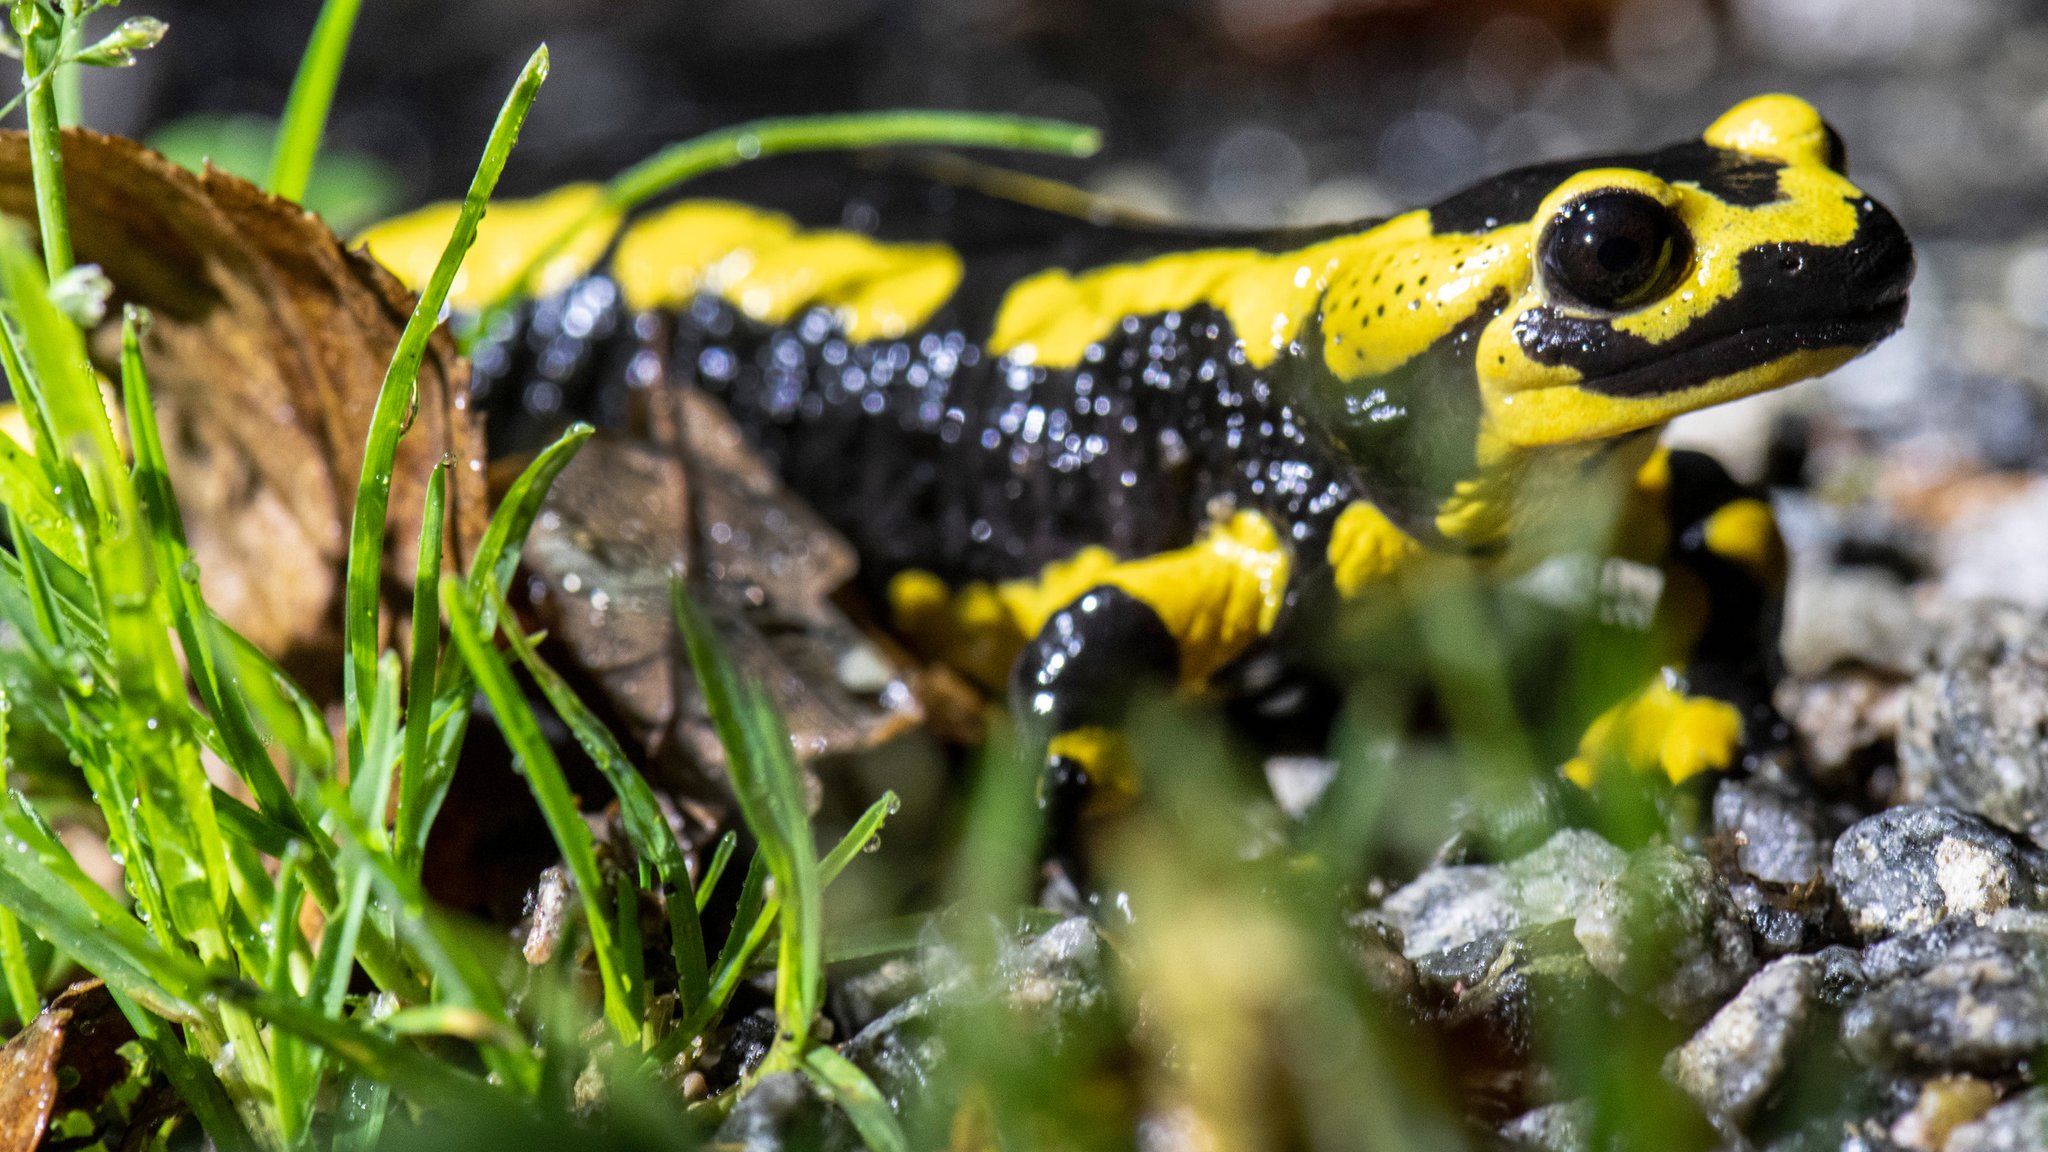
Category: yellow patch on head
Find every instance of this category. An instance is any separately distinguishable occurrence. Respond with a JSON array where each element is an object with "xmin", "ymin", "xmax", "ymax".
[
  {"xmin": 613, "ymin": 200, "xmax": 962, "ymax": 342},
  {"xmin": 359, "ymin": 183, "xmax": 621, "ymax": 311},
  {"xmin": 1704, "ymin": 94, "xmax": 1834, "ymax": 168},
  {"xmin": 1475, "ymin": 97, "xmax": 1877, "ymax": 451},
  {"xmin": 1327, "ymin": 500, "xmax": 1421, "ymax": 597}
]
